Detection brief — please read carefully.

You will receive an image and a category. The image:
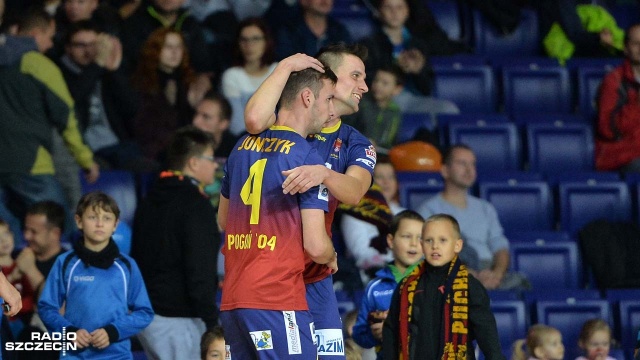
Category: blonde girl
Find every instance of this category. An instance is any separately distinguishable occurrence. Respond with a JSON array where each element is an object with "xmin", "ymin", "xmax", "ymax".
[{"xmin": 512, "ymin": 324, "xmax": 565, "ymax": 360}]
